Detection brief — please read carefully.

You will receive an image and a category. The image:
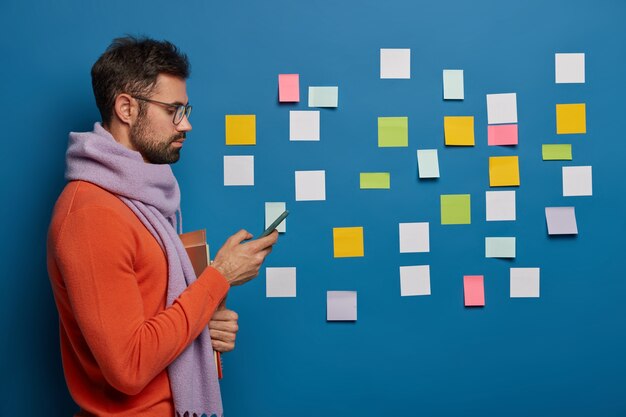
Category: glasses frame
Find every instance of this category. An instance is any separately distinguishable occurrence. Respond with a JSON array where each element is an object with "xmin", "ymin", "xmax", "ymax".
[{"xmin": 132, "ymin": 95, "xmax": 192, "ymax": 125}]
